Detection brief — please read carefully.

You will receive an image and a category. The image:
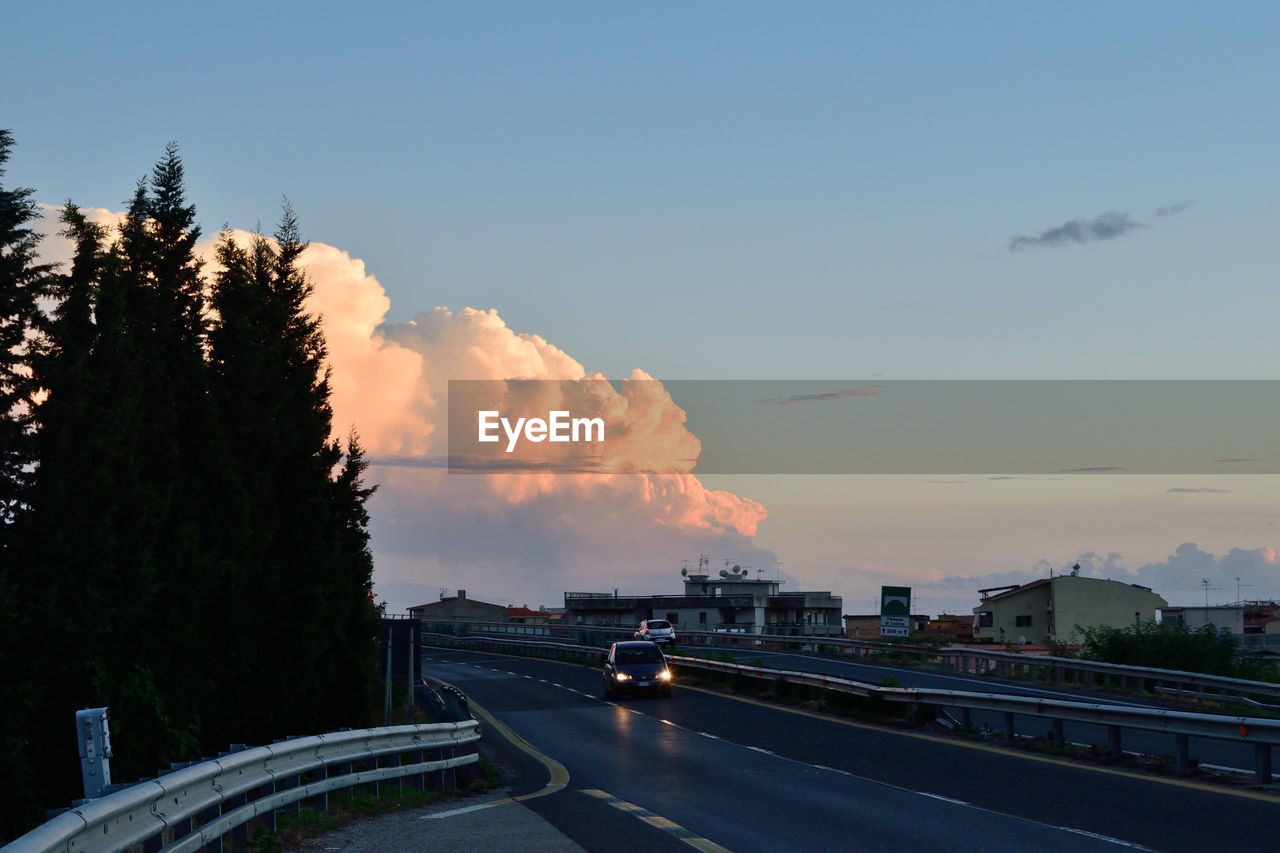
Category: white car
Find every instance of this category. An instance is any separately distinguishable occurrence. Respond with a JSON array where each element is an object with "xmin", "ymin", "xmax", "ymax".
[{"xmin": 634, "ymin": 619, "xmax": 676, "ymax": 644}]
